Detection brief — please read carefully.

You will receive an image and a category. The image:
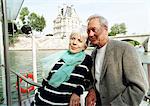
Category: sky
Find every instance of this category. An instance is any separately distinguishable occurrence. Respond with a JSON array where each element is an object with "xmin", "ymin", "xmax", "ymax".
[{"xmin": 18, "ymin": 0, "xmax": 150, "ymax": 35}]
